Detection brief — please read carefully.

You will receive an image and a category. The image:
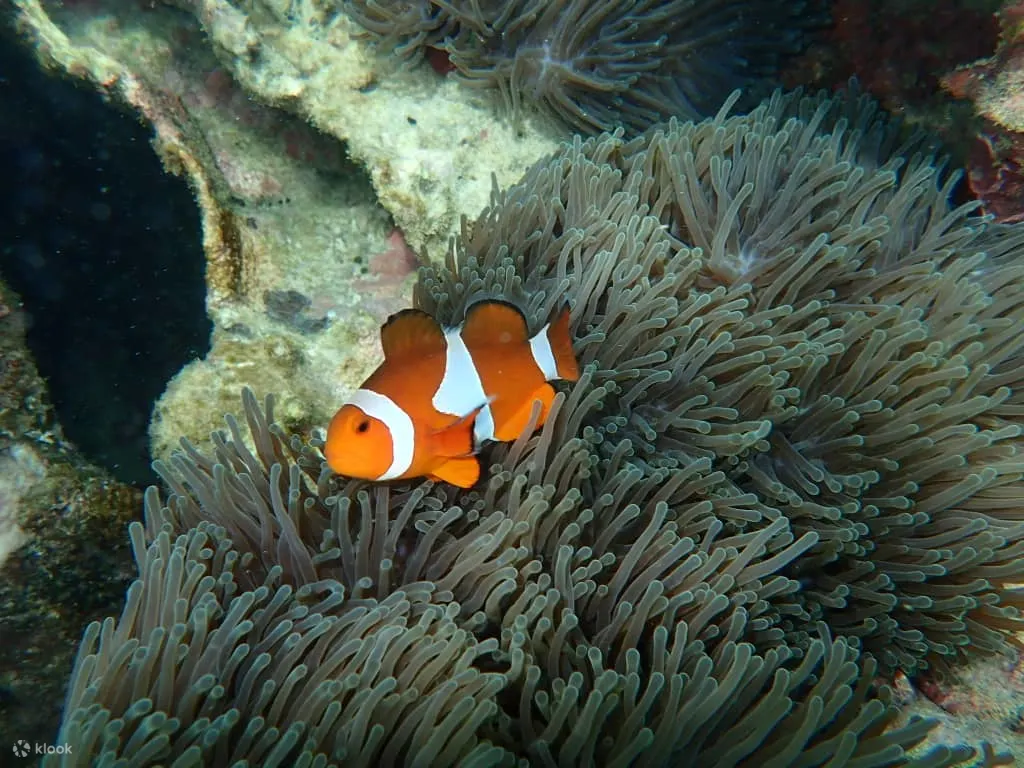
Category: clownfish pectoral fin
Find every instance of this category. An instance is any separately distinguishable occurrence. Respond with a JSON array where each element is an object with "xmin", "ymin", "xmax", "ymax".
[
  {"xmin": 430, "ymin": 401, "xmax": 489, "ymax": 458},
  {"xmin": 461, "ymin": 299, "xmax": 529, "ymax": 347},
  {"xmin": 429, "ymin": 456, "xmax": 481, "ymax": 488},
  {"xmin": 381, "ymin": 308, "xmax": 447, "ymax": 362},
  {"xmin": 547, "ymin": 302, "xmax": 580, "ymax": 382}
]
